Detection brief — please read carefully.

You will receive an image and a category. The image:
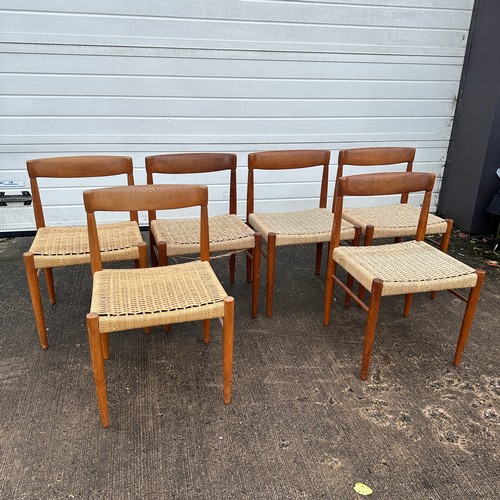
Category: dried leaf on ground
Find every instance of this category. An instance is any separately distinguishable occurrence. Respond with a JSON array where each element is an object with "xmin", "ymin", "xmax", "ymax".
[
  {"xmin": 354, "ymin": 483, "xmax": 373, "ymax": 496},
  {"xmin": 484, "ymin": 260, "xmax": 499, "ymax": 267}
]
